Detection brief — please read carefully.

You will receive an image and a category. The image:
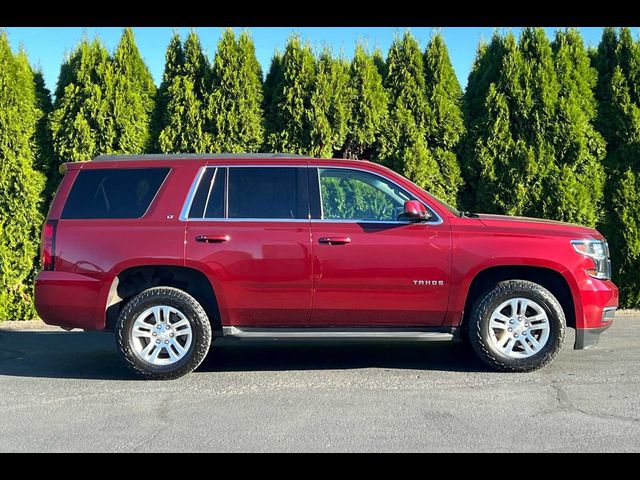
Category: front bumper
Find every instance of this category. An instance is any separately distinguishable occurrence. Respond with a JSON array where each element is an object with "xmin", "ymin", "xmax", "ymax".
[{"xmin": 574, "ymin": 306, "xmax": 616, "ymax": 349}]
